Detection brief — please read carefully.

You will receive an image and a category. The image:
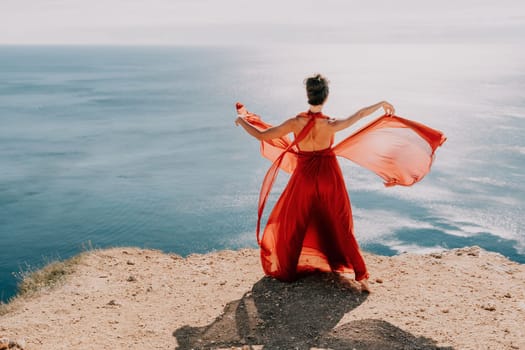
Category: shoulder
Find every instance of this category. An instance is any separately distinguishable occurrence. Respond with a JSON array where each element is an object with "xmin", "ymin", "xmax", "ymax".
[
  {"xmin": 270, "ymin": 116, "xmax": 301, "ymax": 133},
  {"xmin": 296, "ymin": 111, "xmax": 309, "ymax": 119},
  {"xmin": 326, "ymin": 115, "xmax": 339, "ymax": 125},
  {"xmin": 283, "ymin": 115, "xmax": 302, "ymax": 126},
  {"xmin": 292, "ymin": 113, "xmax": 309, "ymax": 128}
]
